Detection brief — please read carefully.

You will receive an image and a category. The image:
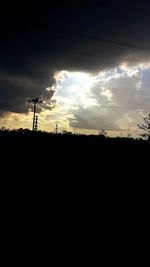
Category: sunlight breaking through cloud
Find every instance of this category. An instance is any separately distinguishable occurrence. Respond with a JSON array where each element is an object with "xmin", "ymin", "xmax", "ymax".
[
  {"xmin": 1, "ymin": 62, "xmax": 150, "ymax": 137},
  {"xmin": 48, "ymin": 63, "xmax": 150, "ymax": 136}
]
